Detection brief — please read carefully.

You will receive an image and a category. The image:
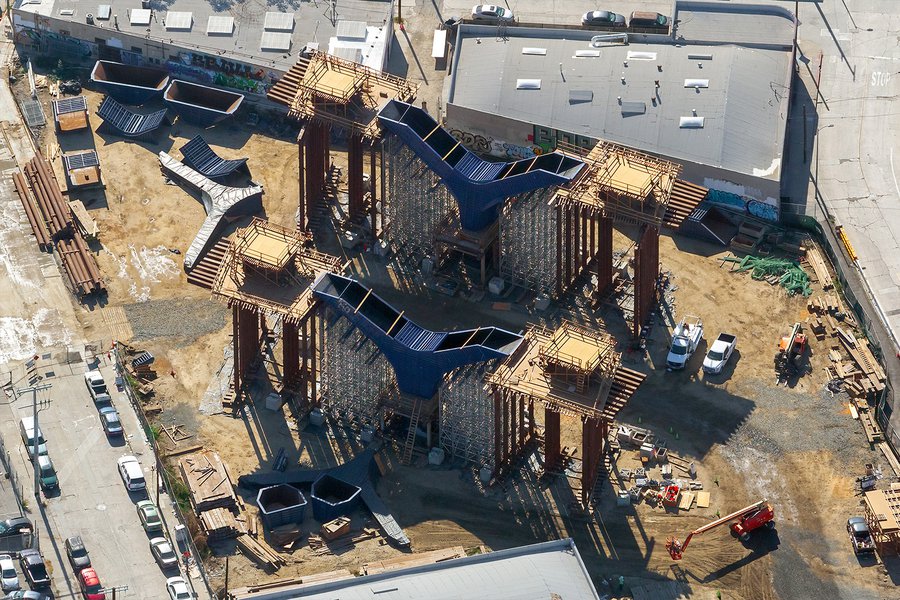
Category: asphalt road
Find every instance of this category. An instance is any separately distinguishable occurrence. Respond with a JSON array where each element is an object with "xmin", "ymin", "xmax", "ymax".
[{"xmin": 1, "ymin": 355, "xmax": 193, "ymax": 599}]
